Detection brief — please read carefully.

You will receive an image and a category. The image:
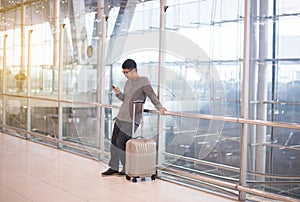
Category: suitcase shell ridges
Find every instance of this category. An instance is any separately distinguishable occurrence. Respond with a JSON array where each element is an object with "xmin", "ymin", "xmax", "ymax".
[{"xmin": 125, "ymin": 138, "xmax": 156, "ymax": 177}]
